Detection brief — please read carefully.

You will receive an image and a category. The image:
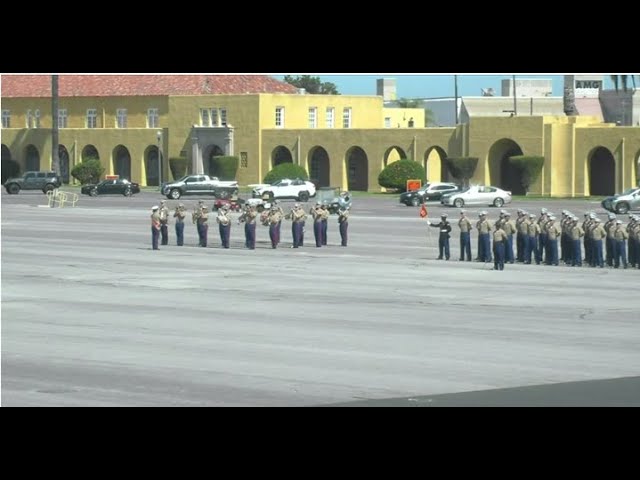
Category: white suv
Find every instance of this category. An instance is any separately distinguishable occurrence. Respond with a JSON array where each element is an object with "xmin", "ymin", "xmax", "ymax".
[{"xmin": 251, "ymin": 178, "xmax": 316, "ymax": 202}]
